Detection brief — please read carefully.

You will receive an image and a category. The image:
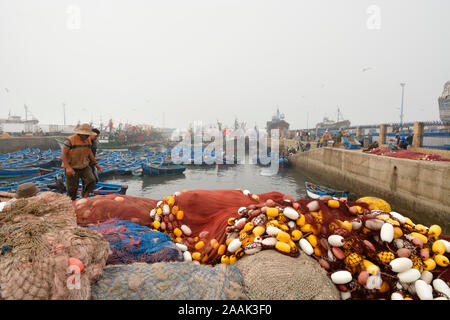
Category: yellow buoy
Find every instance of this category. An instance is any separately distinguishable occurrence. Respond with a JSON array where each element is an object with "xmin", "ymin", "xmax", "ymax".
[
  {"xmin": 243, "ymin": 222, "xmax": 254, "ymax": 232},
  {"xmin": 291, "ymin": 230, "xmax": 302, "ymax": 241},
  {"xmin": 174, "ymin": 228, "xmax": 183, "ymax": 238},
  {"xmin": 276, "ymin": 231, "xmax": 291, "ymax": 243},
  {"xmin": 252, "ymin": 226, "xmax": 265, "ymax": 237},
  {"xmin": 300, "ymin": 224, "xmax": 314, "ymax": 233},
  {"xmin": 229, "ymin": 255, "xmax": 237, "ymax": 264},
  {"xmin": 167, "ymin": 196, "xmax": 175, "ymax": 207},
  {"xmin": 296, "ymin": 214, "xmax": 306, "ymax": 227},
  {"xmin": 410, "ymin": 232, "xmax": 428, "ymax": 244},
  {"xmin": 266, "ymin": 208, "xmax": 279, "ymax": 218},
  {"xmin": 356, "ymin": 196, "xmax": 391, "ymax": 212},
  {"xmin": 275, "ymin": 241, "xmax": 291, "ymax": 253},
  {"xmin": 314, "ymin": 246, "xmax": 322, "ymax": 257},
  {"xmin": 327, "ymin": 200, "xmax": 340, "ymax": 208},
  {"xmin": 432, "ymin": 240, "xmax": 446, "ymax": 255},
  {"xmin": 153, "ymin": 220, "xmax": 161, "ymax": 229},
  {"xmin": 176, "ymin": 210, "xmax": 184, "ymax": 220},
  {"xmin": 306, "ymin": 234, "xmax": 318, "ymax": 247},
  {"xmin": 156, "ymin": 208, "xmax": 163, "ymax": 216},
  {"xmin": 218, "ymin": 244, "xmax": 226, "ymax": 255},
  {"xmin": 434, "ymin": 254, "xmax": 449, "ymax": 267},
  {"xmin": 429, "ymin": 225, "xmax": 442, "ymax": 238},
  {"xmin": 195, "ymin": 241, "xmax": 205, "ymax": 250},
  {"xmin": 210, "ymin": 239, "xmax": 219, "ymax": 249},
  {"xmin": 423, "ymin": 258, "xmax": 436, "ymax": 271},
  {"xmin": 221, "ymin": 255, "xmax": 230, "ymax": 264},
  {"xmin": 414, "ymin": 224, "xmax": 428, "ymax": 234},
  {"xmin": 393, "ymin": 227, "xmax": 403, "ymax": 239},
  {"xmin": 227, "ymin": 217, "xmax": 235, "ymax": 226},
  {"xmin": 192, "ymin": 252, "xmax": 202, "ymax": 261}
]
